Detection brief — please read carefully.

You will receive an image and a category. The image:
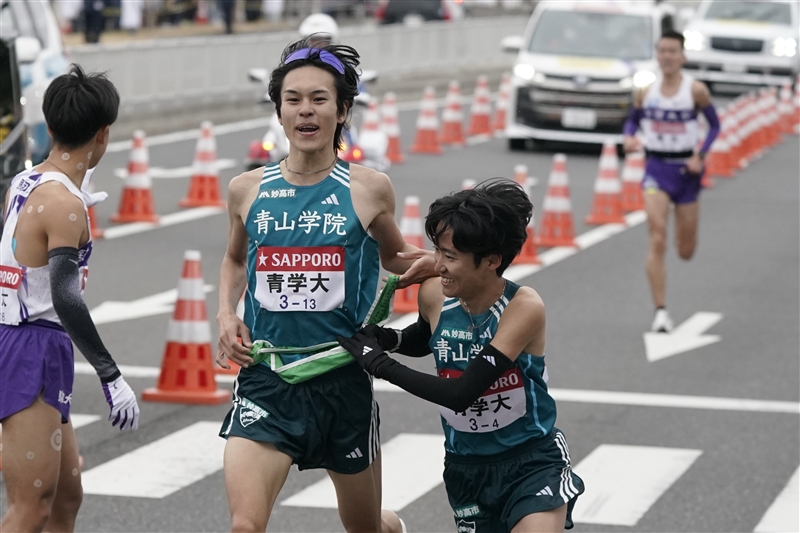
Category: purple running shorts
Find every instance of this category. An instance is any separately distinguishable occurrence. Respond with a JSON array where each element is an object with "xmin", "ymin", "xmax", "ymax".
[{"xmin": 642, "ymin": 157, "xmax": 703, "ymax": 205}]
